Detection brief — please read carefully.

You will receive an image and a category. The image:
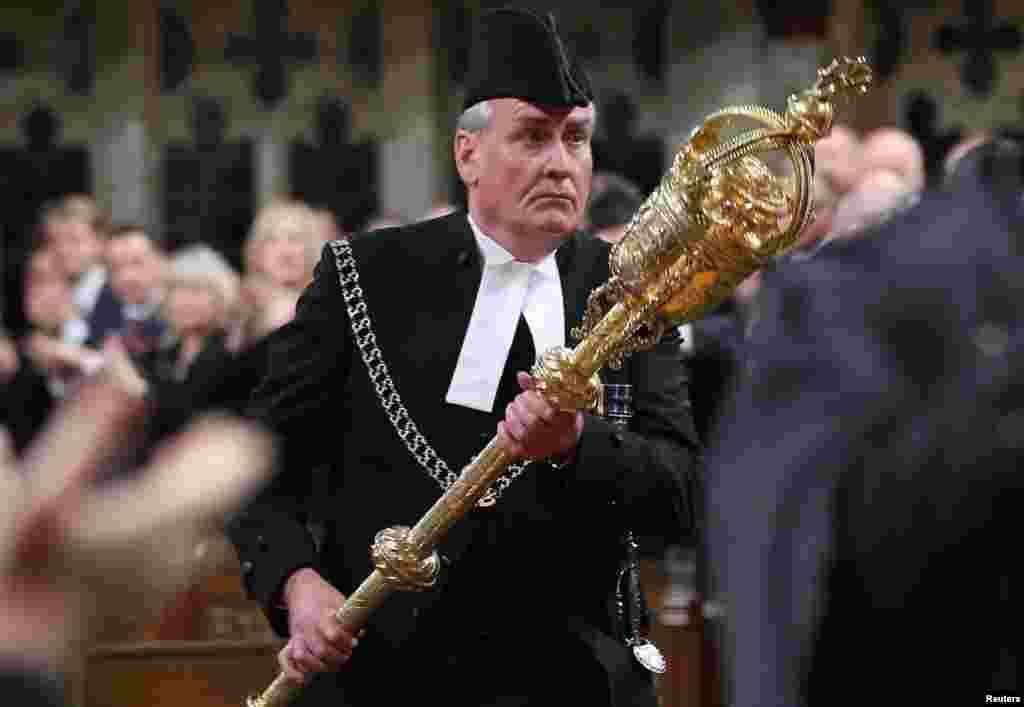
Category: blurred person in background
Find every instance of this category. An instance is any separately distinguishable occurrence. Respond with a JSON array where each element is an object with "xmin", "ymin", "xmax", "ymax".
[
  {"xmin": 825, "ymin": 168, "xmax": 918, "ymax": 245},
  {"xmin": 943, "ymin": 134, "xmax": 1024, "ymax": 212},
  {"xmin": 813, "ymin": 123, "xmax": 863, "ymax": 199},
  {"xmin": 859, "ymin": 126, "xmax": 926, "ymax": 193},
  {"xmin": 105, "ymin": 225, "xmax": 171, "ymax": 378},
  {"xmin": 779, "ymin": 124, "xmax": 864, "ymax": 259},
  {"xmin": 3, "ymin": 249, "xmax": 106, "ymax": 453},
  {"xmin": 706, "ymin": 176, "xmax": 1023, "ymax": 706},
  {"xmin": 160, "ymin": 244, "xmax": 241, "ymax": 384},
  {"xmin": 790, "ymin": 167, "xmax": 841, "ymax": 256},
  {"xmin": 144, "ymin": 245, "xmax": 263, "ymax": 463},
  {"xmin": 43, "ymin": 195, "xmax": 123, "ymax": 348},
  {"xmin": 586, "ymin": 172, "xmax": 642, "ymax": 244},
  {"xmin": 243, "ymin": 200, "xmax": 322, "ymax": 293},
  {"xmin": 231, "ymin": 200, "xmax": 319, "ymax": 353}
]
